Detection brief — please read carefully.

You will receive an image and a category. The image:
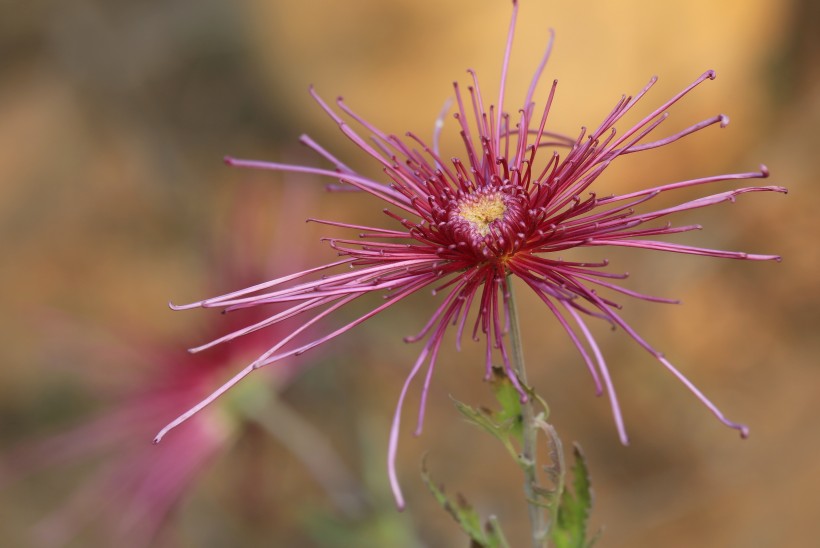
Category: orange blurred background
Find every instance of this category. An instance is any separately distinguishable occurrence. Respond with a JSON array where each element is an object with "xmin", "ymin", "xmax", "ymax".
[{"xmin": 1, "ymin": 0, "xmax": 817, "ymax": 546}]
